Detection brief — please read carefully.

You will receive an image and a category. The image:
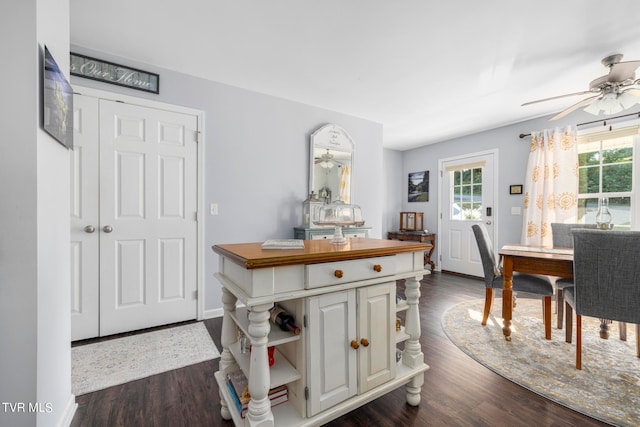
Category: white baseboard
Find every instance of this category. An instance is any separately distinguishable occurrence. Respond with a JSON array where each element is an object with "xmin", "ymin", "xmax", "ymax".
[
  {"xmin": 56, "ymin": 394, "xmax": 77, "ymax": 427},
  {"xmin": 203, "ymin": 307, "xmax": 223, "ymax": 319}
]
